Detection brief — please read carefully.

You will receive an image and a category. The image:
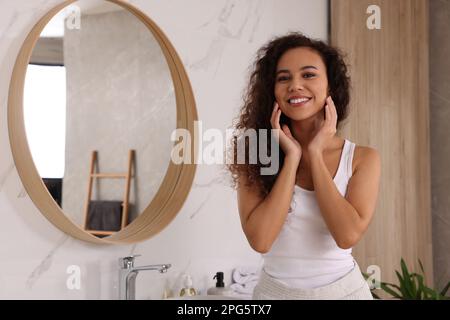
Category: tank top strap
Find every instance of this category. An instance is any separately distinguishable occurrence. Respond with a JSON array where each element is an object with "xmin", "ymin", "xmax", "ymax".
[
  {"xmin": 333, "ymin": 139, "xmax": 348, "ymax": 182},
  {"xmin": 345, "ymin": 140, "xmax": 356, "ymax": 179}
]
